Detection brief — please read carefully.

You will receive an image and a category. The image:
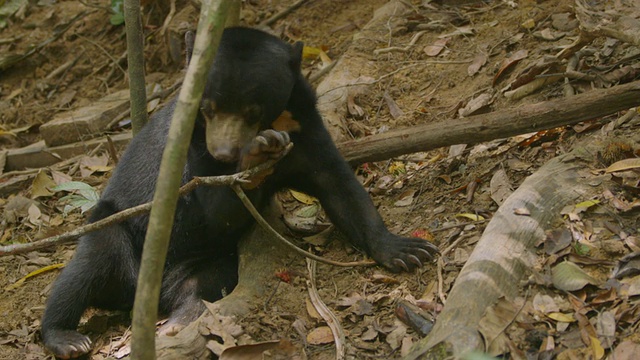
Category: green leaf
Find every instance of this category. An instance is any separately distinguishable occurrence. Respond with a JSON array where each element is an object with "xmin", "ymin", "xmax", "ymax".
[
  {"xmin": 109, "ymin": 0, "xmax": 124, "ymax": 25},
  {"xmin": 574, "ymin": 243, "xmax": 590, "ymax": 256},
  {"xmin": 574, "ymin": 199, "xmax": 600, "ymax": 209},
  {"xmin": 78, "ymin": 188, "xmax": 100, "ymax": 202},
  {"xmin": 110, "ymin": 12, "xmax": 124, "ymax": 26},
  {"xmin": 51, "ymin": 181, "xmax": 95, "ymax": 192},
  {"xmin": 0, "ymin": 0, "xmax": 27, "ymax": 17},
  {"xmin": 552, "ymin": 261, "xmax": 600, "ymax": 291},
  {"xmin": 54, "ymin": 182, "xmax": 99, "ymax": 214},
  {"xmin": 60, "ymin": 195, "xmax": 97, "ymax": 215},
  {"xmin": 295, "ymin": 204, "xmax": 319, "ymax": 218}
]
